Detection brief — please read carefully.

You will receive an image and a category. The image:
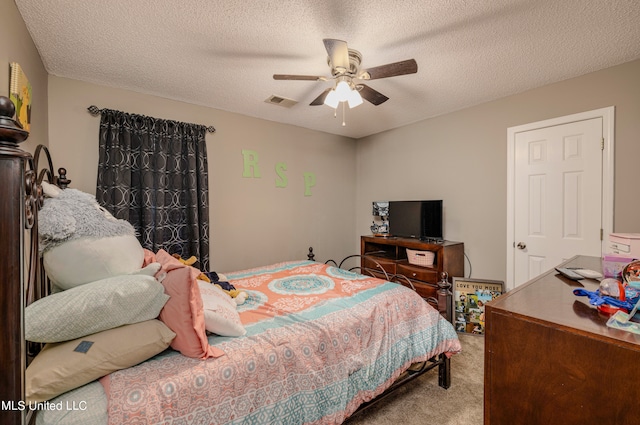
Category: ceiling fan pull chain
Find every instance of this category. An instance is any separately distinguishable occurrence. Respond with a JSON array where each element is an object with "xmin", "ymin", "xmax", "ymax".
[{"xmin": 342, "ymin": 102, "xmax": 346, "ymax": 126}]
